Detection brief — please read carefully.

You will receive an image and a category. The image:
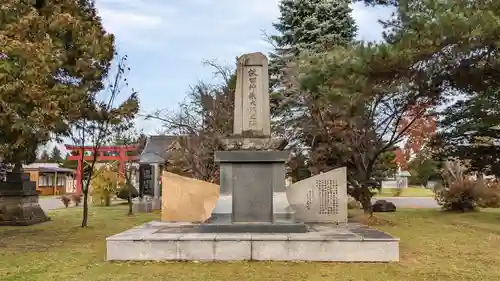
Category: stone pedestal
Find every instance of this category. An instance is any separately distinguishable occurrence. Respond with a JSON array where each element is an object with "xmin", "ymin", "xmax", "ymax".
[
  {"xmin": 216, "ymin": 151, "xmax": 288, "ymax": 223},
  {"xmin": 0, "ymin": 173, "xmax": 50, "ymax": 226},
  {"xmin": 215, "ymin": 151, "xmax": 306, "ymax": 233},
  {"xmin": 132, "ymin": 197, "xmax": 153, "ymax": 213}
]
